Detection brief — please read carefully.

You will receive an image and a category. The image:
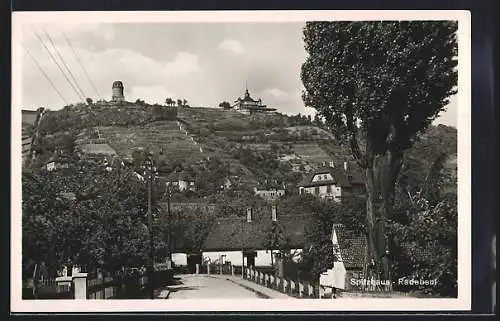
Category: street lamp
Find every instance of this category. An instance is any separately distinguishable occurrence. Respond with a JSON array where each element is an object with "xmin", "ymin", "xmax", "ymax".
[
  {"xmin": 141, "ymin": 152, "xmax": 157, "ymax": 299},
  {"xmin": 164, "ymin": 182, "xmax": 173, "ymax": 269}
]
